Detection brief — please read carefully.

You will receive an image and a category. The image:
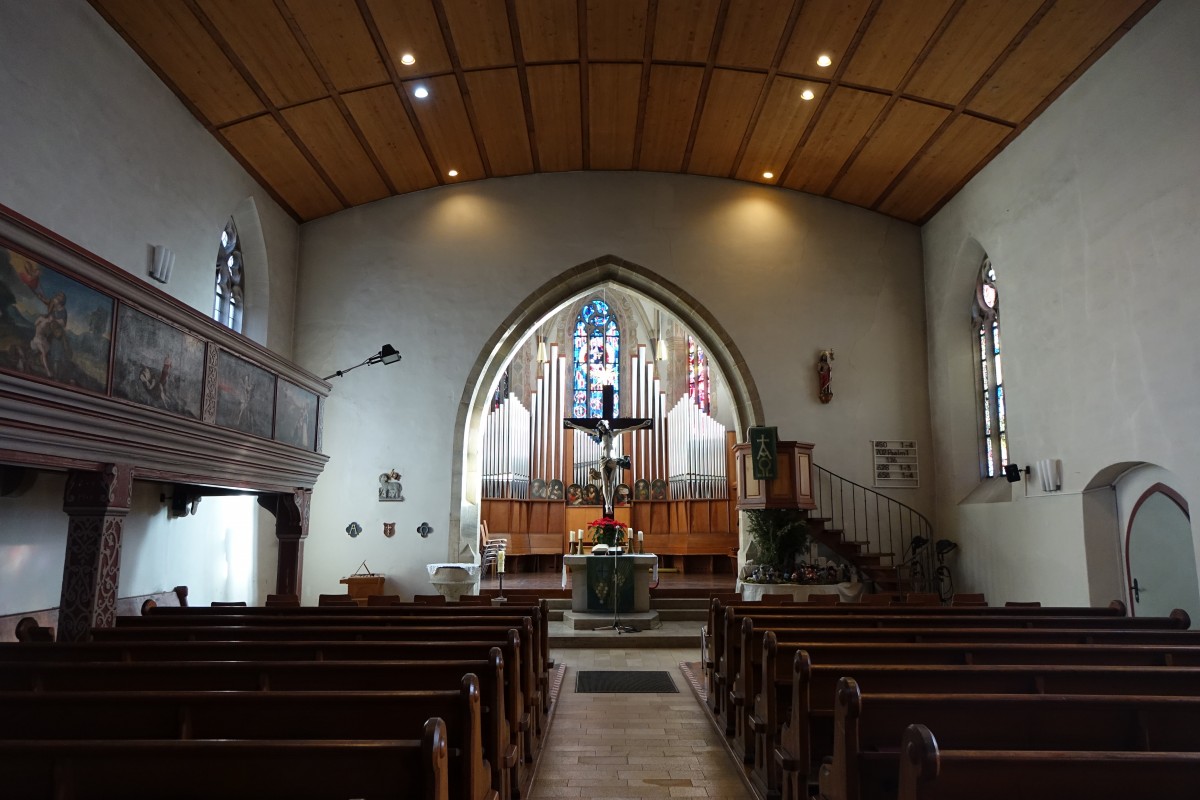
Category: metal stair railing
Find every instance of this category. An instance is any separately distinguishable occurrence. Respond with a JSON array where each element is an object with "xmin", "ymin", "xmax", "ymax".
[{"xmin": 812, "ymin": 465, "xmax": 934, "ymax": 589}]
